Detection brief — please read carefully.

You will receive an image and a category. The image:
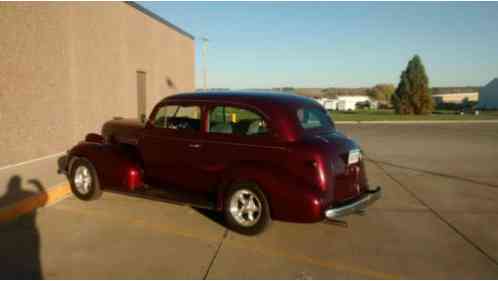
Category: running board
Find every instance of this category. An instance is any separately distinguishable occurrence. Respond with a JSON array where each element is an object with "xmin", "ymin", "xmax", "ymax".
[{"xmin": 104, "ymin": 186, "xmax": 216, "ymax": 210}]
